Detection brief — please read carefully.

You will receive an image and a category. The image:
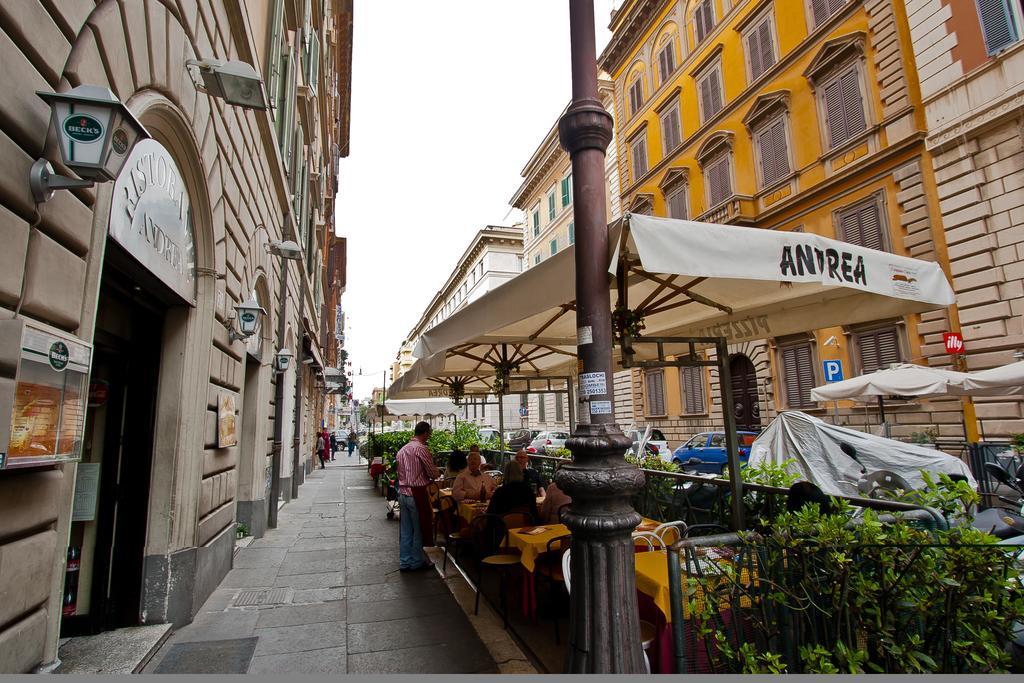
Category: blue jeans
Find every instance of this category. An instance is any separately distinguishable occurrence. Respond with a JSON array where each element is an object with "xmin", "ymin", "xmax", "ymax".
[
  {"xmin": 347, "ymin": 443, "xmax": 355, "ymax": 456},
  {"xmin": 399, "ymin": 493, "xmax": 428, "ymax": 569}
]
